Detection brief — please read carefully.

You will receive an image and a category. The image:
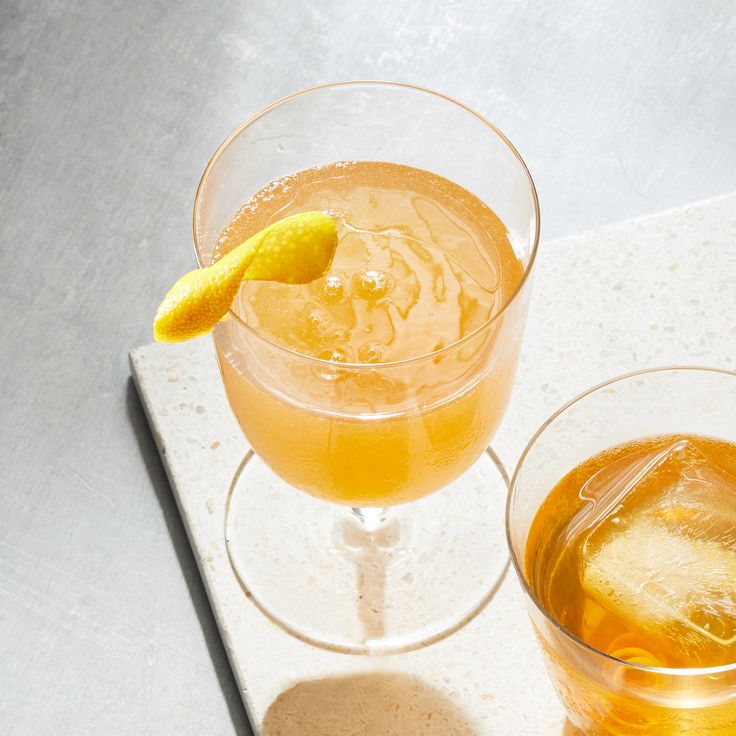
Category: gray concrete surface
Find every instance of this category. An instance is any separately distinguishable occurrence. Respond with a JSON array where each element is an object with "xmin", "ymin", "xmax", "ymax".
[{"xmin": 0, "ymin": 0, "xmax": 734, "ymax": 733}]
